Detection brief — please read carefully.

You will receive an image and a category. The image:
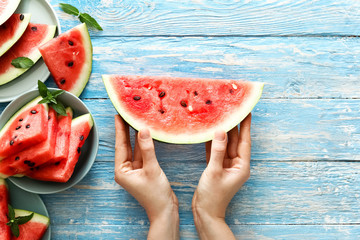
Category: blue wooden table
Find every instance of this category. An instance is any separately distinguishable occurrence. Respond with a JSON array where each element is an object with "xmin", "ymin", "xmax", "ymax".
[{"xmin": 1, "ymin": 0, "xmax": 360, "ymax": 239}]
